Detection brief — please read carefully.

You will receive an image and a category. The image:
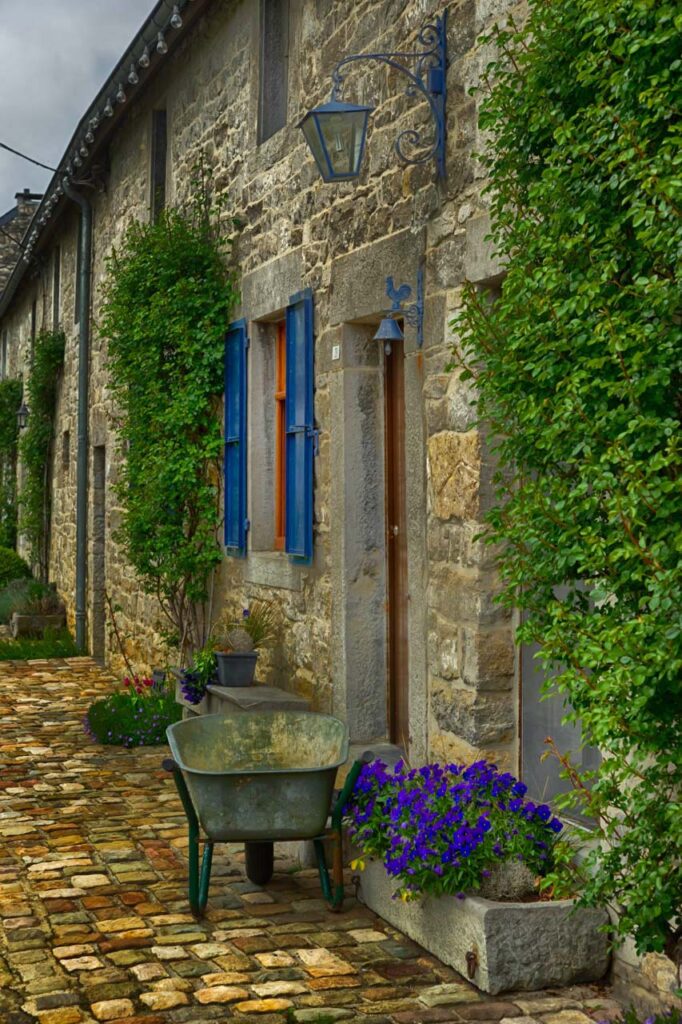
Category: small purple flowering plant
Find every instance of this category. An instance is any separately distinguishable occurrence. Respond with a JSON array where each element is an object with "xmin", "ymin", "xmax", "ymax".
[
  {"xmin": 84, "ymin": 675, "xmax": 181, "ymax": 748},
  {"xmin": 346, "ymin": 758, "xmax": 565, "ymax": 900}
]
